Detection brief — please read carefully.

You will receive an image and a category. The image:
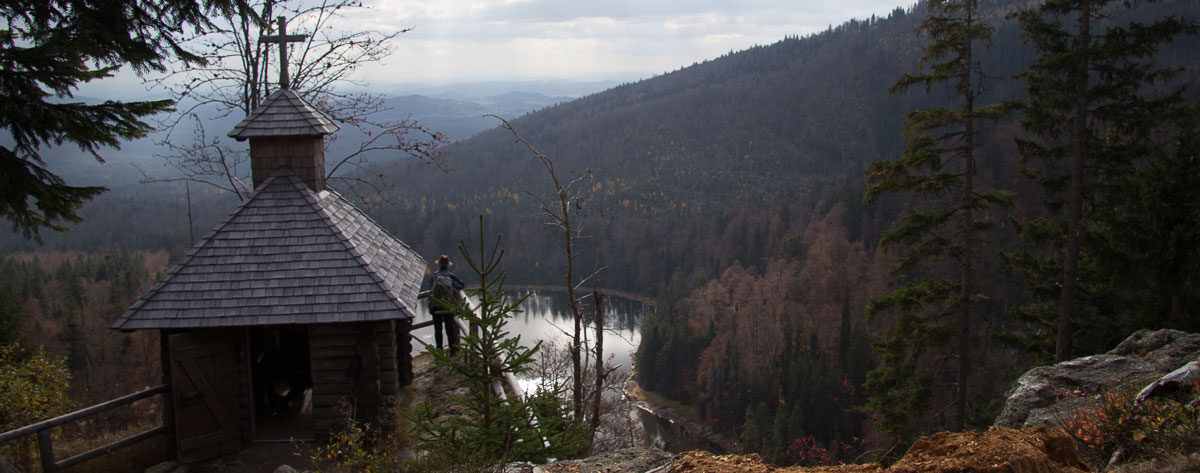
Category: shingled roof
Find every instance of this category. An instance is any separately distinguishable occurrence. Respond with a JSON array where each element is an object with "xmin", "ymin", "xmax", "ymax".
[
  {"xmin": 111, "ymin": 169, "xmax": 425, "ymax": 331},
  {"xmin": 227, "ymin": 88, "xmax": 340, "ymax": 140}
]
